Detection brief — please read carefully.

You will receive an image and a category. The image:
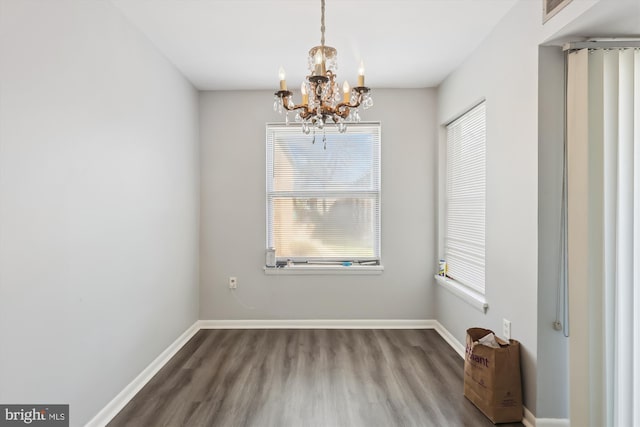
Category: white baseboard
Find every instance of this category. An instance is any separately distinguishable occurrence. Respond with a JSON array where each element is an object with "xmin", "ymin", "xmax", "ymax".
[
  {"xmin": 535, "ymin": 418, "xmax": 570, "ymax": 427},
  {"xmin": 522, "ymin": 407, "xmax": 535, "ymax": 427},
  {"xmin": 85, "ymin": 321, "xmax": 201, "ymax": 427},
  {"xmin": 433, "ymin": 320, "xmax": 465, "ymax": 358},
  {"xmin": 198, "ymin": 319, "xmax": 437, "ymax": 329}
]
